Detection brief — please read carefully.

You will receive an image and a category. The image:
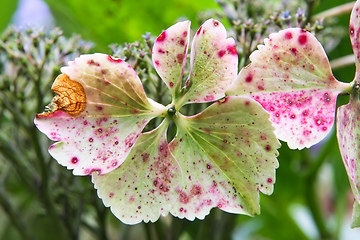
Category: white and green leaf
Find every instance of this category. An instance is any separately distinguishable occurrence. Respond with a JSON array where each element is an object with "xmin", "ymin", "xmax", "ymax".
[{"xmin": 35, "ymin": 53, "xmax": 166, "ymax": 176}]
